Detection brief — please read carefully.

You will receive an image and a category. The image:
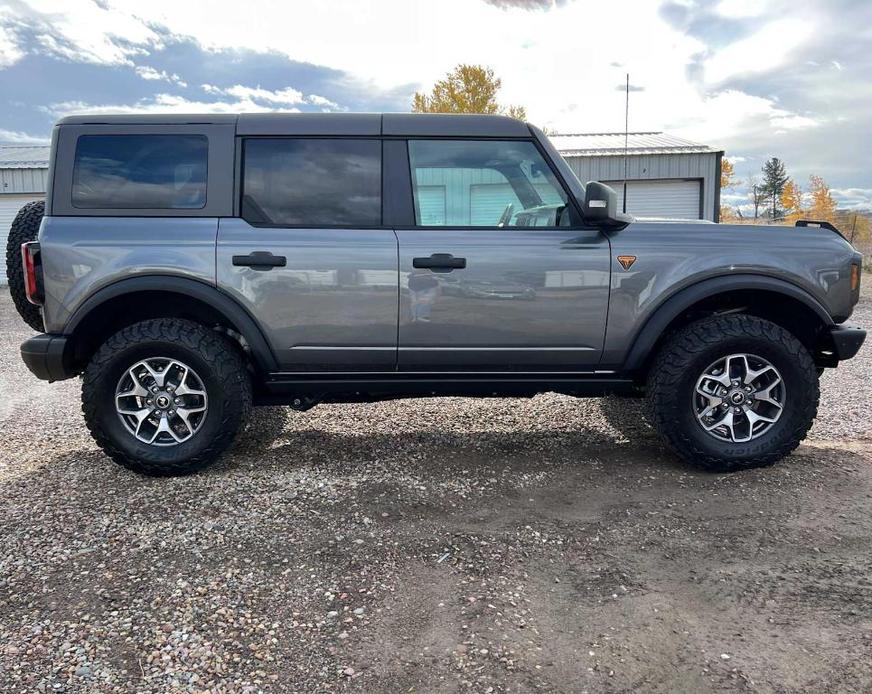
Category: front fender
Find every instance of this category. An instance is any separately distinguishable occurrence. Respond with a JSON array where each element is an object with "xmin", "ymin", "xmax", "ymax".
[{"xmin": 617, "ymin": 274, "xmax": 834, "ymax": 372}]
